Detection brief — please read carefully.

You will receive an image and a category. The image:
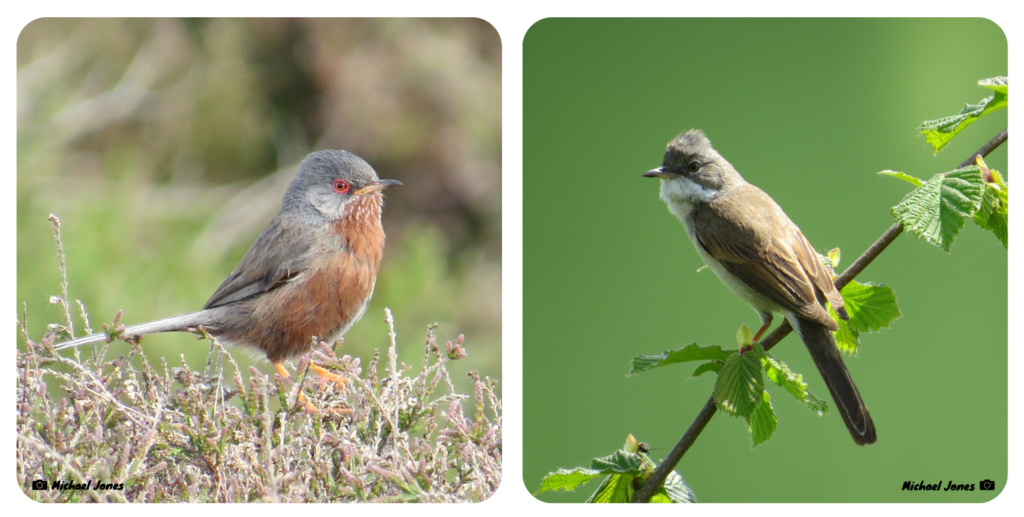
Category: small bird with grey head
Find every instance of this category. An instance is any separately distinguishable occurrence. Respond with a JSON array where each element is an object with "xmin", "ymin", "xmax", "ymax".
[
  {"xmin": 643, "ymin": 129, "xmax": 876, "ymax": 445},
  {"xmin": 53, "ymin": 150, "xmax": 401, "ymax": 381}
]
